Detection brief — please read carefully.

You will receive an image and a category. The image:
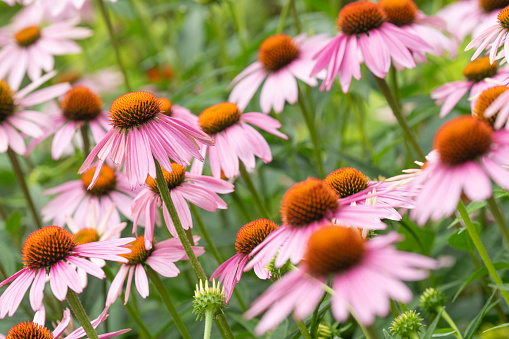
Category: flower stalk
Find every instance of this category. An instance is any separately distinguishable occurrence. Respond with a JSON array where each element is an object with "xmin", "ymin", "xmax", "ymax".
[
  {"xmin": 487, "ymin": 196, "xmax": 509, "ymax": 247},
  {"xmin": 80, "ymin": 124, "xmax": 90, "ymax": 156},
  {"xmin": 66, "ymin": 289, "xmax": 99, "ymax": 339},
  {"xmin": 239, "ymin": 162, "xmax": 270, "ymax": 219}
]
